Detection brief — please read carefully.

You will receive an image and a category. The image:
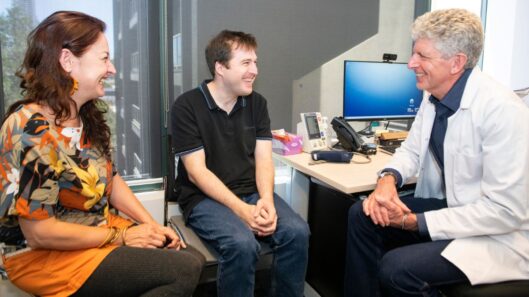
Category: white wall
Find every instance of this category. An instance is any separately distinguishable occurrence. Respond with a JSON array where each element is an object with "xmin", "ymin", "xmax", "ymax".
[
  {"xmin": 431, "ymin": 0, "xmax": 529, "ymax": 92},
  {"xmin": 135, "ymin": 190, "xmax": 165, "ymax": 225},
  {"xmin": 482, "ymin": 0, "xmax": 529, "ymax": 91},
  {"xmin": 291, "ymin": 0, "xmax": 416, "ymax": 131},
  {"xmin": 430, "ymin": 0, "xmax": 481, "ymax": 15}
]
